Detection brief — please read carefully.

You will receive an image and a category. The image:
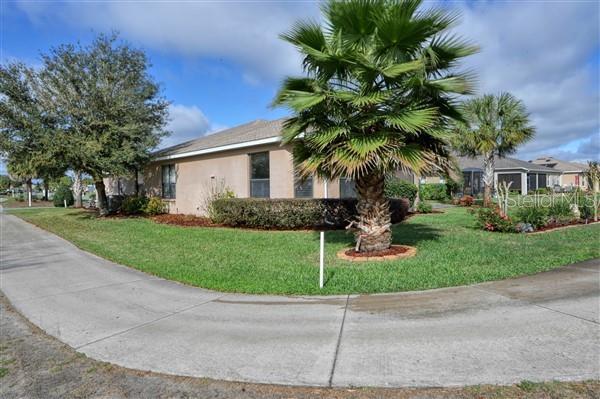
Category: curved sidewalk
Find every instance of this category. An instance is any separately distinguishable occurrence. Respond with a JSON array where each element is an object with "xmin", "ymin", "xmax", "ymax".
[{"xmin": 1, "ymin": 213, "xmax": 598, "ymax": 388}]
